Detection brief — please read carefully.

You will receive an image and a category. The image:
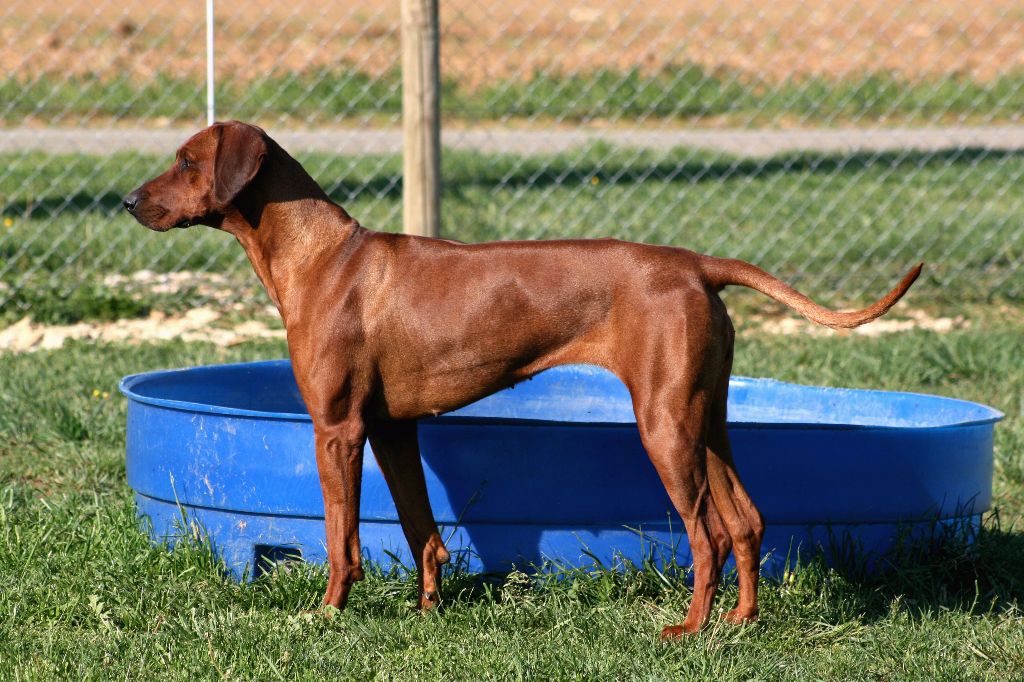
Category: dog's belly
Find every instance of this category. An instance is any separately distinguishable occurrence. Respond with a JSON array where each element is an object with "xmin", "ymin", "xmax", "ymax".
[{"xmin": 374, "ymin": 346, "xmax": 558, "ymax": 420}]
